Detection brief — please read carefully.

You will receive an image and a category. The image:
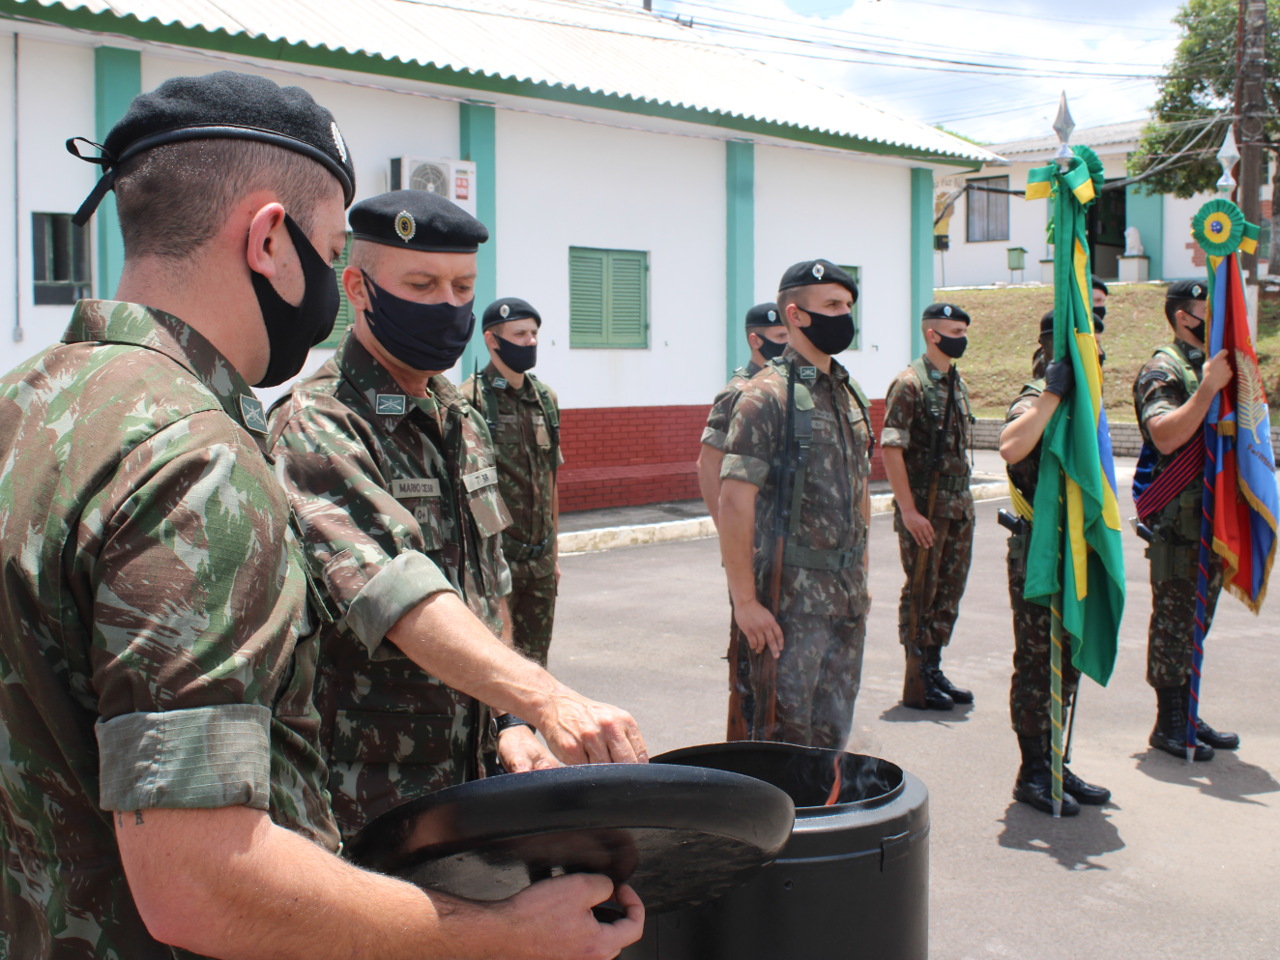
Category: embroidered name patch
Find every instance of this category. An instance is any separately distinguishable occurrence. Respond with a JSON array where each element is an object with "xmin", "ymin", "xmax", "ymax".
[
  {"xmin": 462, "ymin": 467, "xmax": 498, "ymax": 492},
  {"xmin": 392, "ymin": 478, "xmax": 440, "ymax": 499}
]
